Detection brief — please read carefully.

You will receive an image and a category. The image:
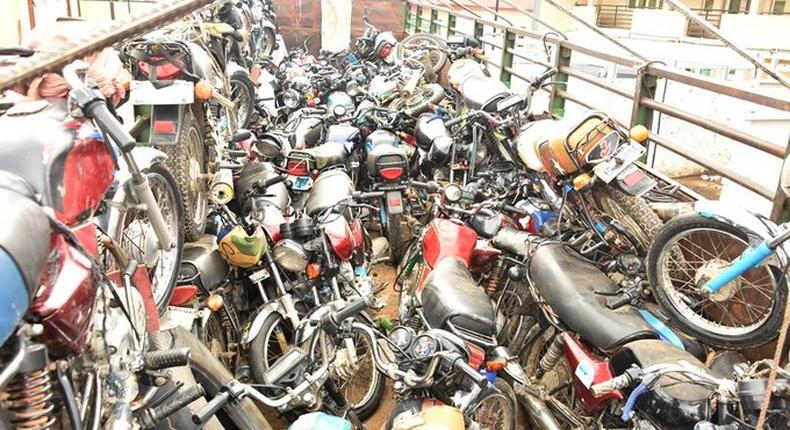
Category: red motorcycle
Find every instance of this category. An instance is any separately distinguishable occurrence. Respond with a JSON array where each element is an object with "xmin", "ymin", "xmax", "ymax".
[{"xmin": 0, "ymin": 61, "xmax": 193, "ymax": 429}]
